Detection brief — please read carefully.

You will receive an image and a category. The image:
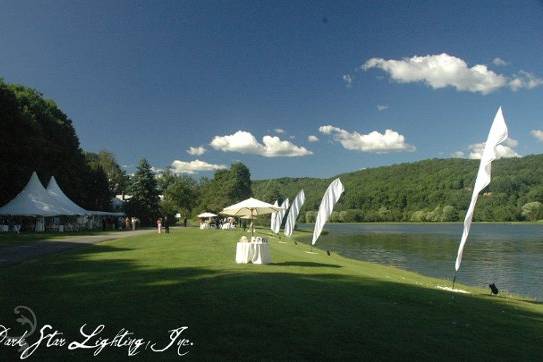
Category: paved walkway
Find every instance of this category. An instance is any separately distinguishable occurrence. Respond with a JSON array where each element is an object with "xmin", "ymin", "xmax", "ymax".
[{"xmin": 0, "ymin": 229, "xmax": 156, "ymax": 267}]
